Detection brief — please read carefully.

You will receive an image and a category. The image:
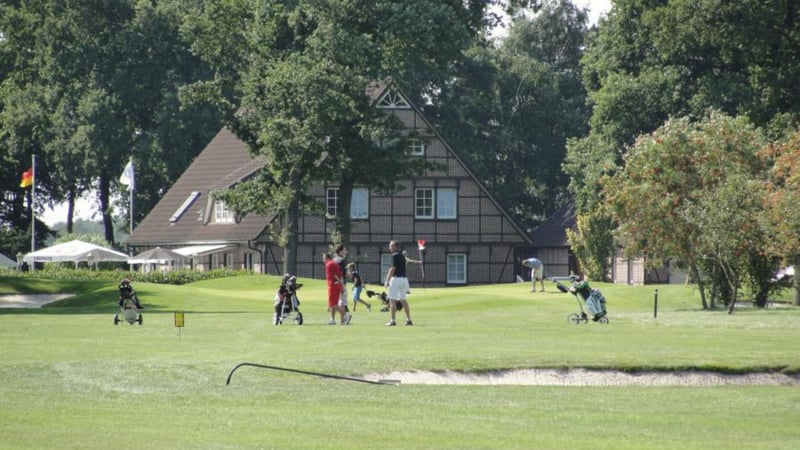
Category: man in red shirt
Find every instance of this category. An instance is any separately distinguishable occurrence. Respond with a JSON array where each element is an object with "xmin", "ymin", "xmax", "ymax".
[{"xmin": 324, "ymin": 252, "xmax": 349, "ymax": 325}]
